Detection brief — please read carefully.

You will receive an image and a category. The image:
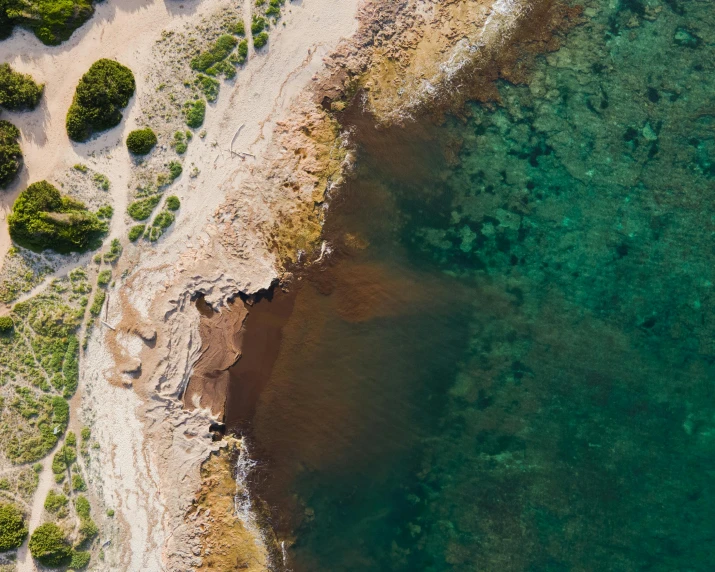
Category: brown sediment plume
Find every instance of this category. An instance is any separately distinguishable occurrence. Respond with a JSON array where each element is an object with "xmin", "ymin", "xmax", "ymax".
[
  {"xmin": 188, "ymin": 437, "xmax": 270, "ymax": 572},
  {"xmin": 176, "ymin": 0, "xmax": 585, "ymax": 566},
  {"xmin": 182, "ymin": 297, "xmax": 248, "ymax": 417}
]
